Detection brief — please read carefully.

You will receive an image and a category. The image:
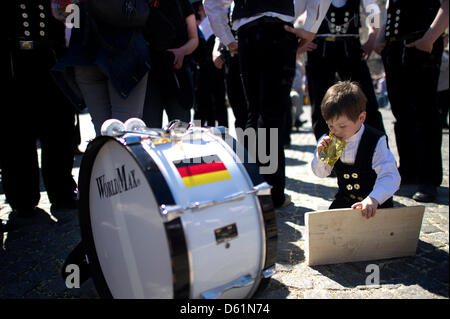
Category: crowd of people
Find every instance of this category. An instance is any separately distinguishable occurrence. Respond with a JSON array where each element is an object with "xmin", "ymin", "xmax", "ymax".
[{"xmin": 1, "ymin": 0, "xmax": 449, "ymax": 232}]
